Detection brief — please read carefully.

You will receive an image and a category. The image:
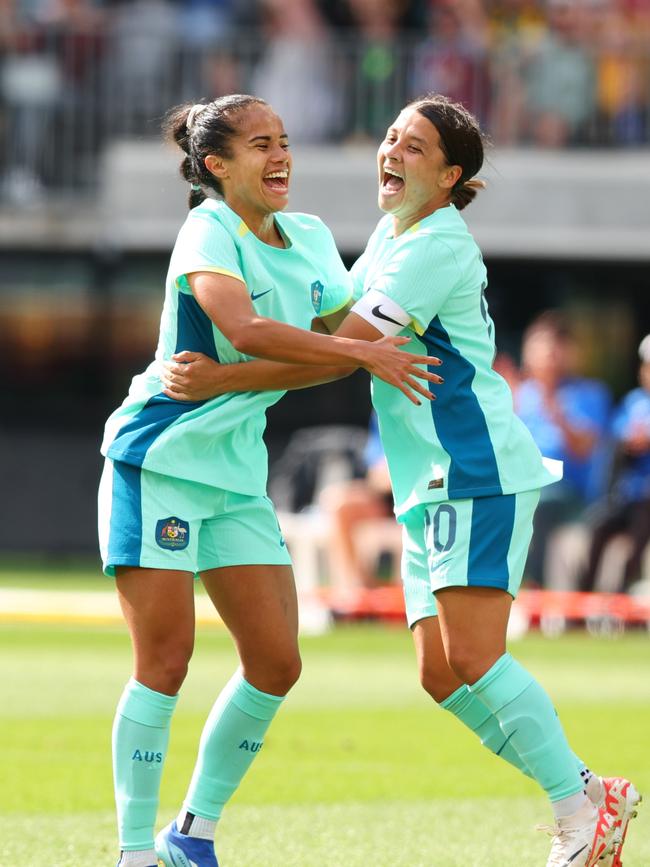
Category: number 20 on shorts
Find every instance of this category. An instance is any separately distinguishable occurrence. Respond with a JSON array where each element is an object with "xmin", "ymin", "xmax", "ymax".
[{"xmin": 425, "ymin": 503, "xmax": 457, "ymax": 552}]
